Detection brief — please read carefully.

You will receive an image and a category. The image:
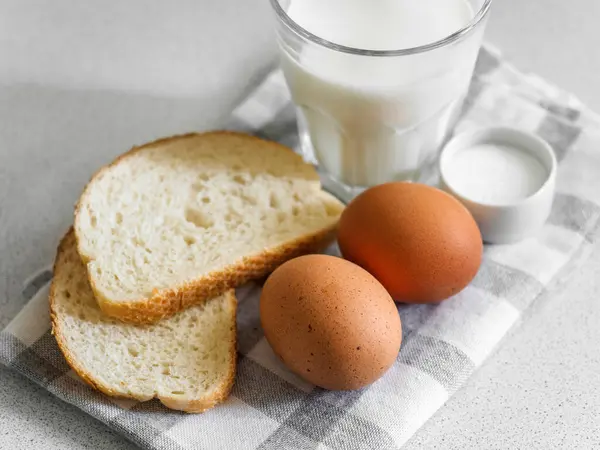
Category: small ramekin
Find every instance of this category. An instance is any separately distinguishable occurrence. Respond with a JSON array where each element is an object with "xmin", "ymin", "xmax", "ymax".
[{"xmin": 440, "ymin": 127, "xmax": 557, "ymax": 244}]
